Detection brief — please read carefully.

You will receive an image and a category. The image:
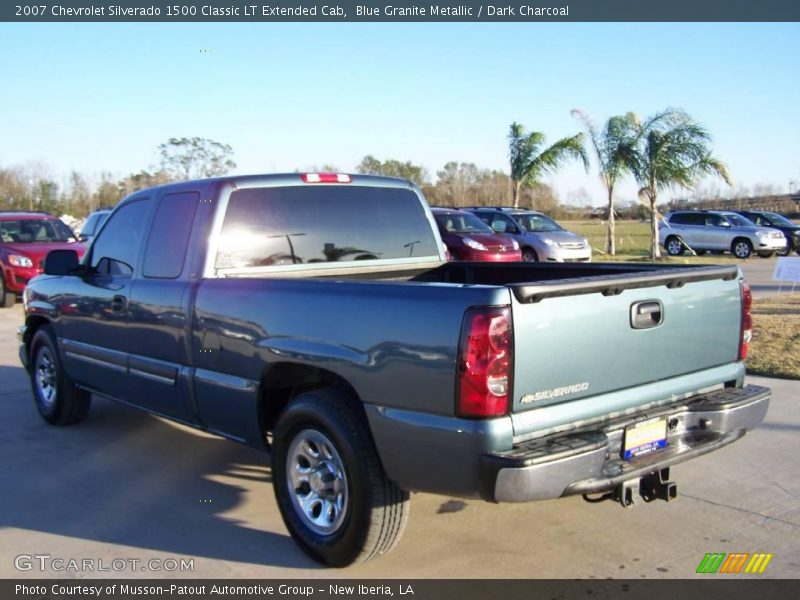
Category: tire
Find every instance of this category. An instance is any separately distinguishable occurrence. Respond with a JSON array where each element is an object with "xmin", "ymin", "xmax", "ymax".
[
  {"xmin": 29, "ymin": 326, "xmax": 91, "ymax": 425},
  {"xmin": 756, "ymin": 251, "xmax": 775, "ymax": 259},
  {"xmin": 776, "ymin": 245, "xmax": 790, "ymax": 257},
  {"xmin": 695, "ymin": 250, "xmax": 707, "ymax": 256},
  {"xmin": 664, "ymin": 236, "xmax": 684, "ymax": 256},
  {"xmin": 272, "ymin": 388, "xmax": 409, "ymax": 567},
  {"xmin": 521, "ymin": 248, "xmax": 538, "ymax": 262},
  {"xmin": 731, "ymin": 239, "xmax": 752, "ymax": 260},
  {"xmin": 0, "ymin": 274, "xmax": 15, "ymax": 308}
]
